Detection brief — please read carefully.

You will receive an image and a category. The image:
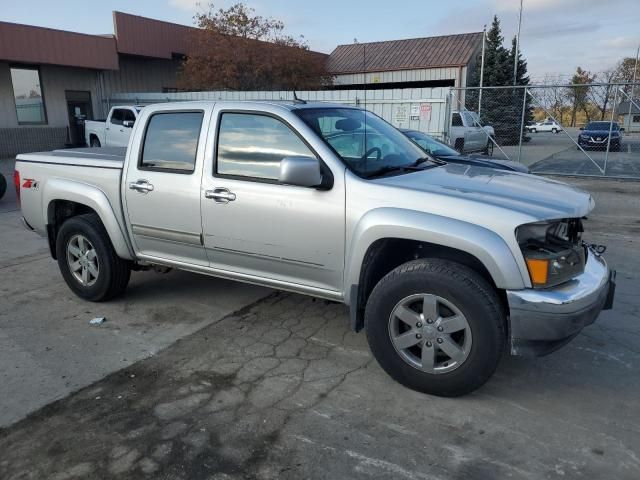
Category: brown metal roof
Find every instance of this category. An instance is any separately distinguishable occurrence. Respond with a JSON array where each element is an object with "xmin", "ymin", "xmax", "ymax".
[
  {"xmin": 326, "ymin": 32, "xmax": 483, "ymax": 74},
  {"xmin": 0, "ymin": 21, "xmax": 118, "ymax": 70},
  {"xmin": 113, "ymin": 11, "xmax": 193, "ymax": 59}
]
